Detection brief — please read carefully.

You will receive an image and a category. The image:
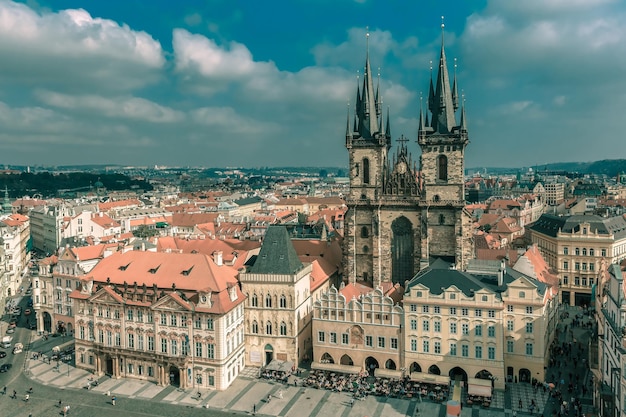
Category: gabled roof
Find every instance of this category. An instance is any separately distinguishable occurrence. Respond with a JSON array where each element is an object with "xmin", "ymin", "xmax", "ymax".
[
  {"xmin": 406, "ymin": 258, "xmax": 492, "ymax": 297},
  {"xmin": 247, "ymin": 225, "xmax": 304, "ymax": 275}
]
